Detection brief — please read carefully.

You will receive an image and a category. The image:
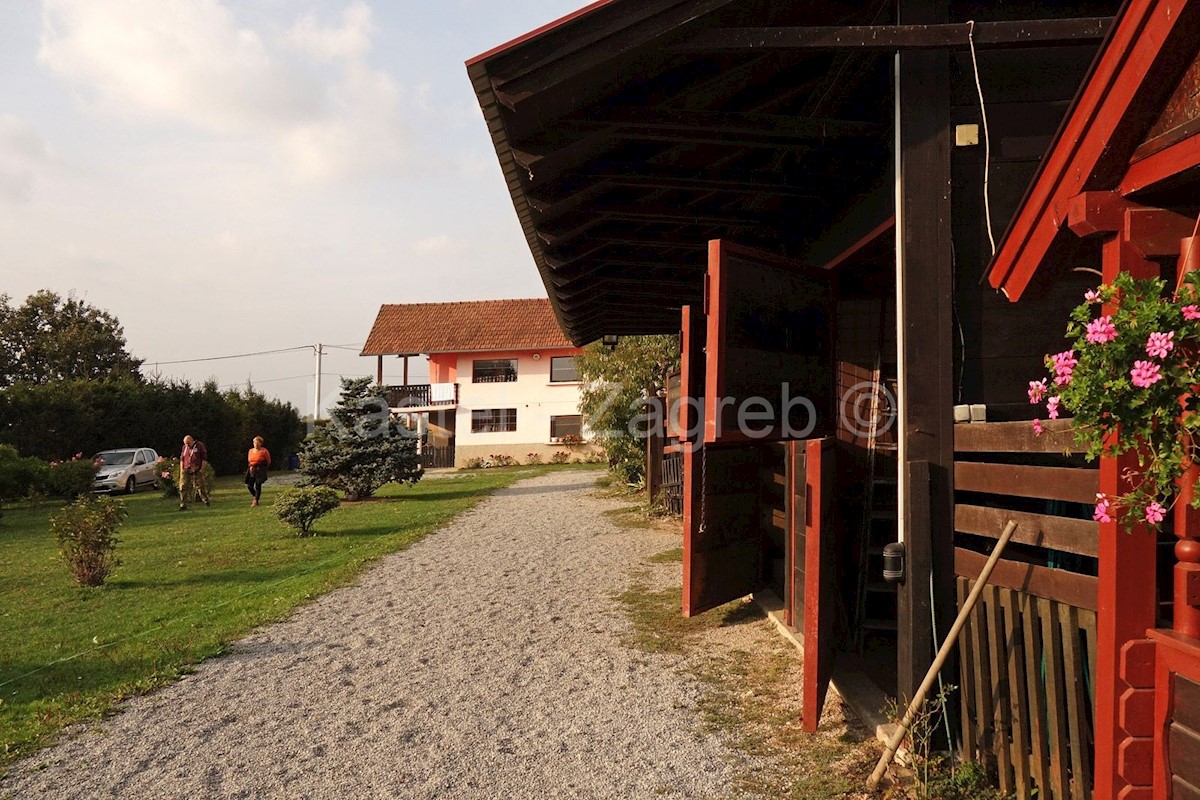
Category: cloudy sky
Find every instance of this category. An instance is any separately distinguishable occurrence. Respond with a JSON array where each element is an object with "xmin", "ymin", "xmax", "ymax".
[{"xmin": 0, "ymin": 0, "xmax": 583, "ymax": 416}]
